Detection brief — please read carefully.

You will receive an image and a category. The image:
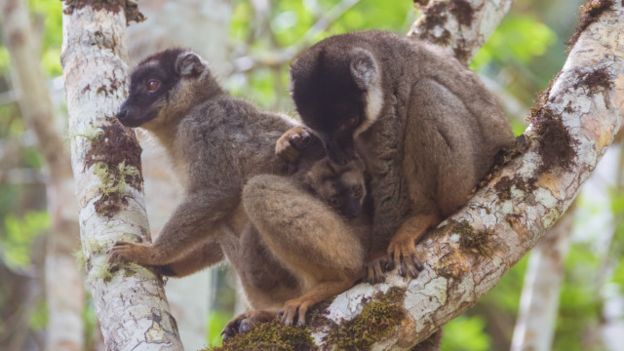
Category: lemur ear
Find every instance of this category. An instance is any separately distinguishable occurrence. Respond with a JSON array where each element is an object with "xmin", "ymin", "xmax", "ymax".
[
  {"xmin": 175, "ymin": 52, "xmax": 206, "ymax": 77},
  {"xmin": 349, "ymin": 48, "xmax": 378, "ymax": 90}
]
